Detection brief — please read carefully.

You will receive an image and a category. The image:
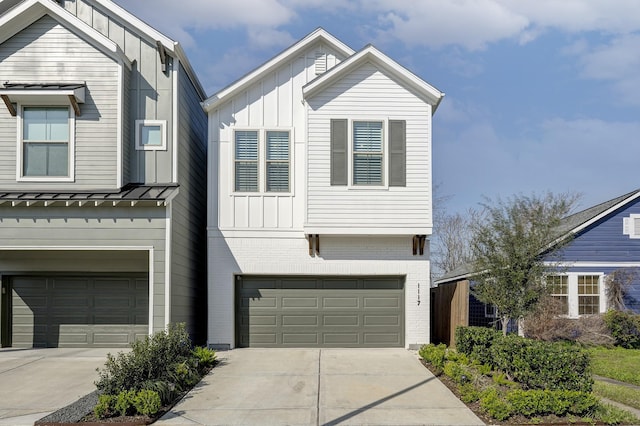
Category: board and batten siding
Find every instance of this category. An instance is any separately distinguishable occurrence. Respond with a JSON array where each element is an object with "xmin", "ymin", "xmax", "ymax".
[
  {"xmin": 62, "ymin": 0, "xmax": 175, "ymax": 185},
  {"xmin": 0, "ymin": 16, "xmax": 120, "ymax": 190},
  {"xmin": 305, "ymin": 62, "xmax": 433, "ymax": 233},
  {"xmin": 0, "ymin": 206, "xmax": 169, "ymax": 333},
  {"xmin": 169, "ymin": 62, "xmax": 208, "ymax": 344},
  {"xmin": 211, "ymin": 43, "xmax": 346, "ymax": 230}
]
